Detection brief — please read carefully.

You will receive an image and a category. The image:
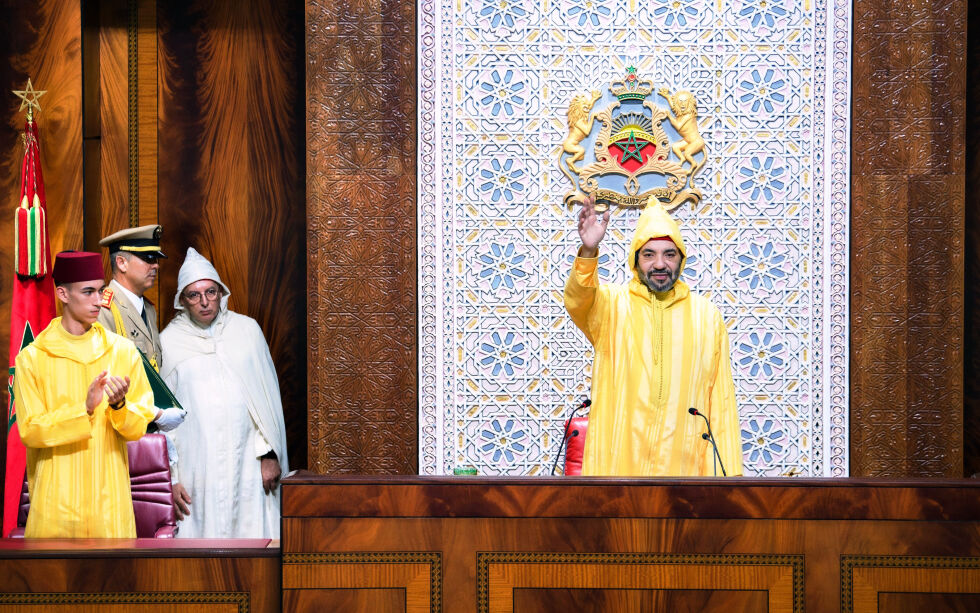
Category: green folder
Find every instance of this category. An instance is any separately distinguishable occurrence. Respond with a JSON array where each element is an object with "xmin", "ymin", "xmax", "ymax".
[{"xmin": 137, "ymin": 349, "xmax": 182, "ymax": 433}]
